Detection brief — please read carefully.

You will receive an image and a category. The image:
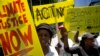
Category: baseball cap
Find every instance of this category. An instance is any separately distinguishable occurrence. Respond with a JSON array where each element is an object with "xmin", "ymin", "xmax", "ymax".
[{"xmin": 82, "ymin": 33, "xmax": 97, "ymax": 40}]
